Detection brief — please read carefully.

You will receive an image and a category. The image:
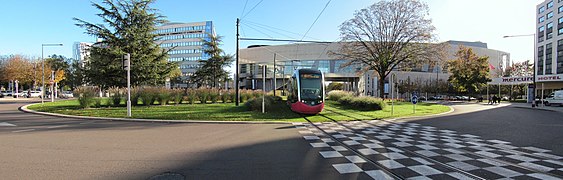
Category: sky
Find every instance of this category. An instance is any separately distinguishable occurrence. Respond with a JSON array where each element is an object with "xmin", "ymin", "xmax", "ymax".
[{"xmin": 0, "ymin": 0, "xmax": 543, "ymax": 64}]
